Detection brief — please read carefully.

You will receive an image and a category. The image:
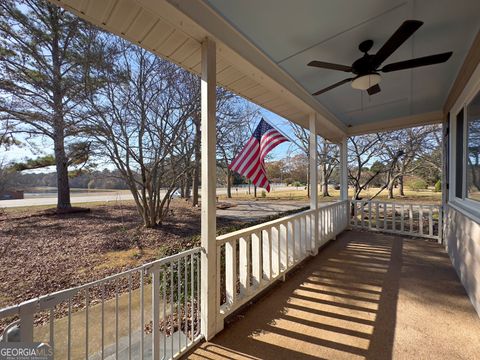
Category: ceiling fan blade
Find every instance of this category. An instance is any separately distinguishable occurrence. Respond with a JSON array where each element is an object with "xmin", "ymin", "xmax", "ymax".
[
  {"xmin": 367, "ymin": 84, "xmax": 381, "ymax": 95},
  {"xmin": 371, "ymin": 20, "xmax": 423, "ymax": 69},
  {"xmin": 308, "ymin": 60, "xmax": 352, "ymax": 72},
  {"xmin": 312, "ymin": 78, "xmax": 353, "ymax": 96},
  {"xmin": 381, "ymin": 52, "xmax": 453, "ymax": 72}
]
